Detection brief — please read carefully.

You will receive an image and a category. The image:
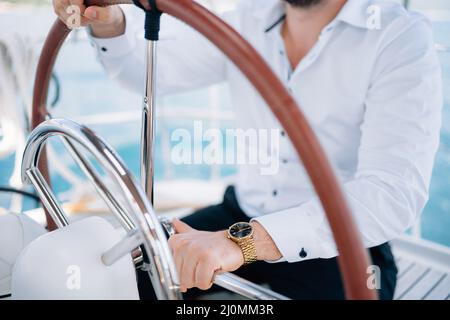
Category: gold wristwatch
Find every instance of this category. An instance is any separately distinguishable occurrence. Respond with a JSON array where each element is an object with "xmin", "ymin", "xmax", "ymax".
[{"xmin": 227, "ymin": 222, "xmax": 257, "ymax": 265}]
